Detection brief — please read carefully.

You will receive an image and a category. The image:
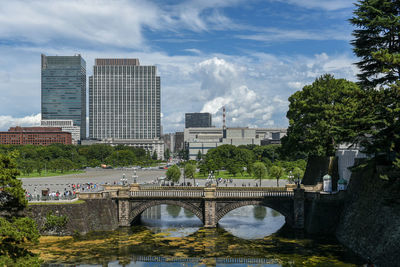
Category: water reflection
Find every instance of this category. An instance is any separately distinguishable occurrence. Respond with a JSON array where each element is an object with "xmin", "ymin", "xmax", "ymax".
[
  {"xmin": 140, "ymin": 205, "xmax": 202, "ymax": 237},
  {"xmin": 140, "ymin": 205, "xmax": 285, "ymax": 240},
  {"xmin": 218, "ymin": 206, "xmax": 285, "ymax": 239},
  {"xmin": 35, "ymin": 205, "xmax": 364, "ymax": 266}
]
